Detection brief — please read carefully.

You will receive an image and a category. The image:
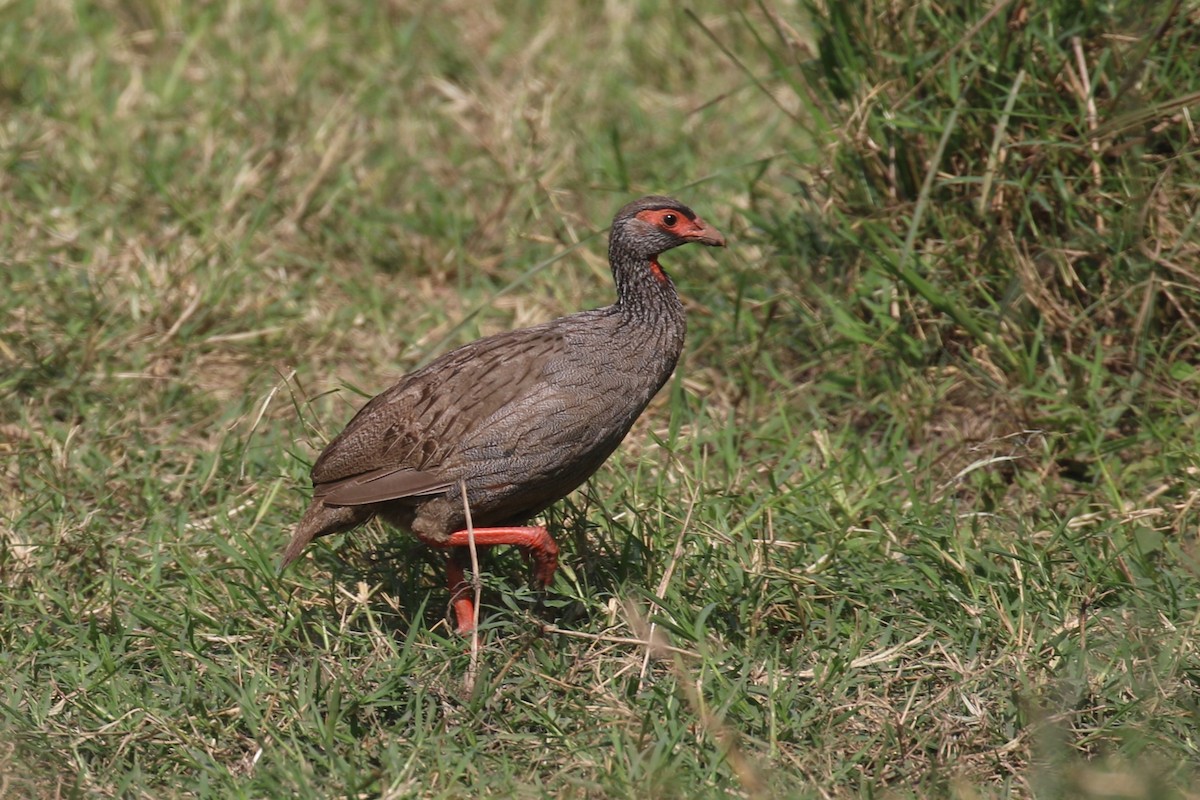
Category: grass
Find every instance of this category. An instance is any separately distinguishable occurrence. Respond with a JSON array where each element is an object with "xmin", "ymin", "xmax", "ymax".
[{"xmin": 3, "ymin": 0, "xmax": 1200, "ymax": 797}]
